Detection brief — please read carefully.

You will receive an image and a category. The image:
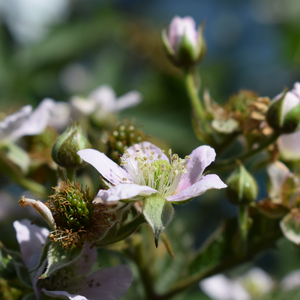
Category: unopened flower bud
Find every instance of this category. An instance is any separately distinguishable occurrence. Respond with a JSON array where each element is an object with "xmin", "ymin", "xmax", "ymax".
[
  {"xmin": 226, "ymin": 162, "xmax": 258, "ymax": 205},
  {"xmin": 267, "ymin": 82, "xmax": 300, "ymax": 133},
  {"xmin": 52, "ymin": 122, "xmax": 90, "ymax": 169},
  {"xmin": 161, "ymin": 16, "xmax": 206, "ymax": 68}
]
